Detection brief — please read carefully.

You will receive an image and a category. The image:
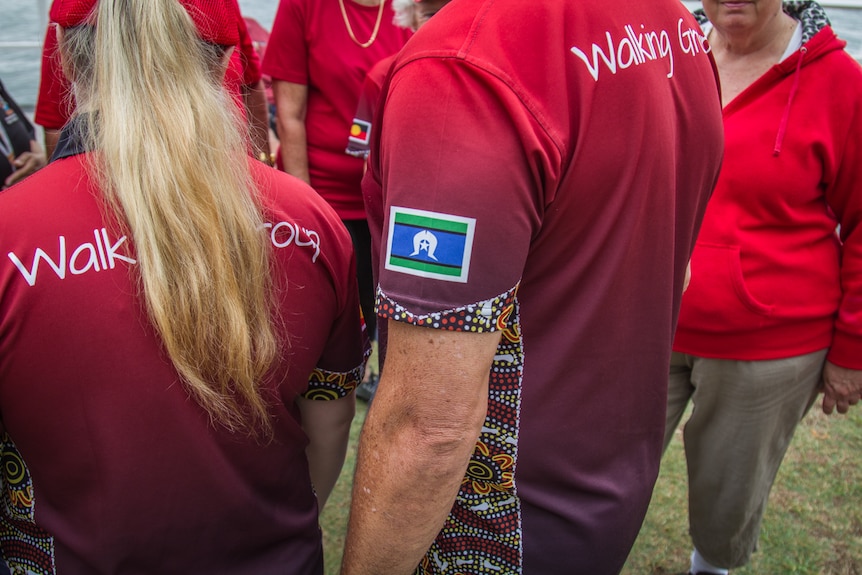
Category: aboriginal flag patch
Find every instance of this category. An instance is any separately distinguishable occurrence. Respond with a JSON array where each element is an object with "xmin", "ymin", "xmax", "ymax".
[
  {"xmin": 384, "ymin": 207, "xmax": 476, "ymax": 283},
  {"xmin": 348, "ymin": 118, "xmax": 372, "ymax": 145}
]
